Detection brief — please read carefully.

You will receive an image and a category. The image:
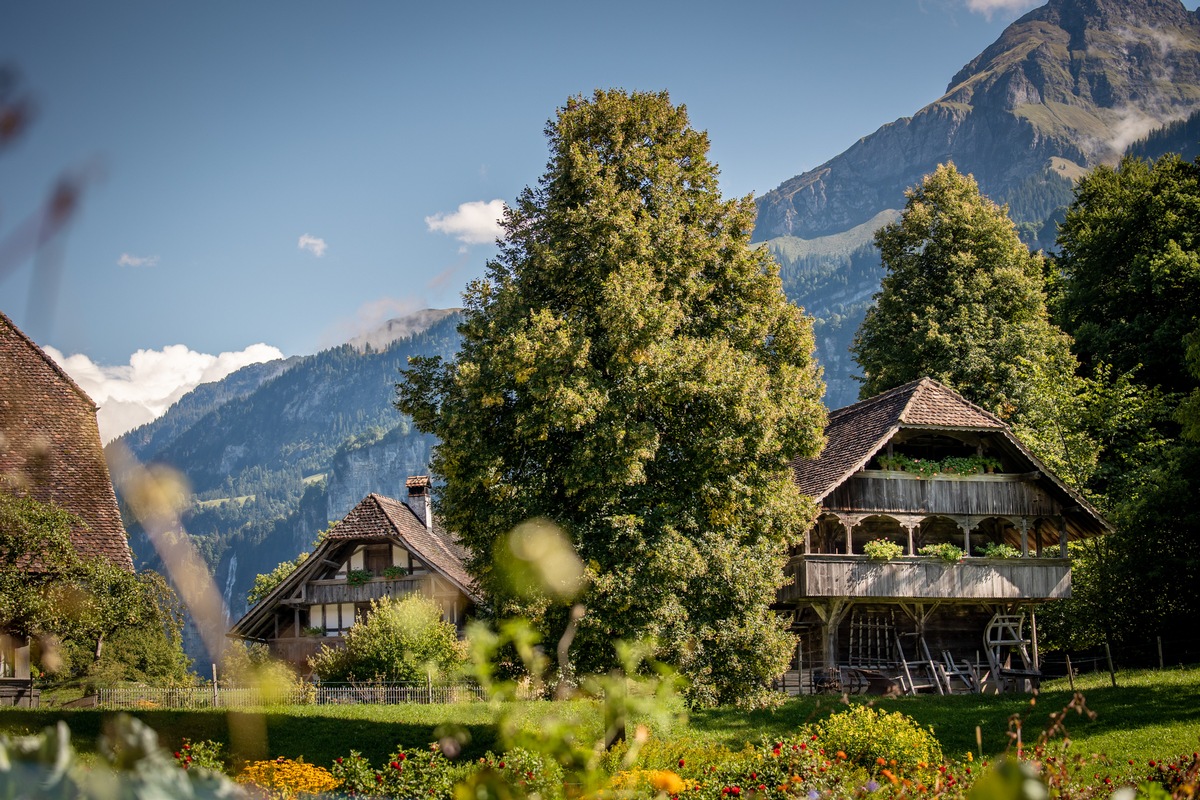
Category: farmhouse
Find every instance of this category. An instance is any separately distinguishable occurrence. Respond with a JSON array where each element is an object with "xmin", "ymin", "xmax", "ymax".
[
  {"xmin": 0, "ymin": 311, "xmax": 134, "ymax": 706},
  {"xmin": 228, "ymin": 477, "xmax": 478, "ymax": 672},
  {"xmin": 780, "ymin": 377, "xmax": 1109, "ymax": 695}
]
